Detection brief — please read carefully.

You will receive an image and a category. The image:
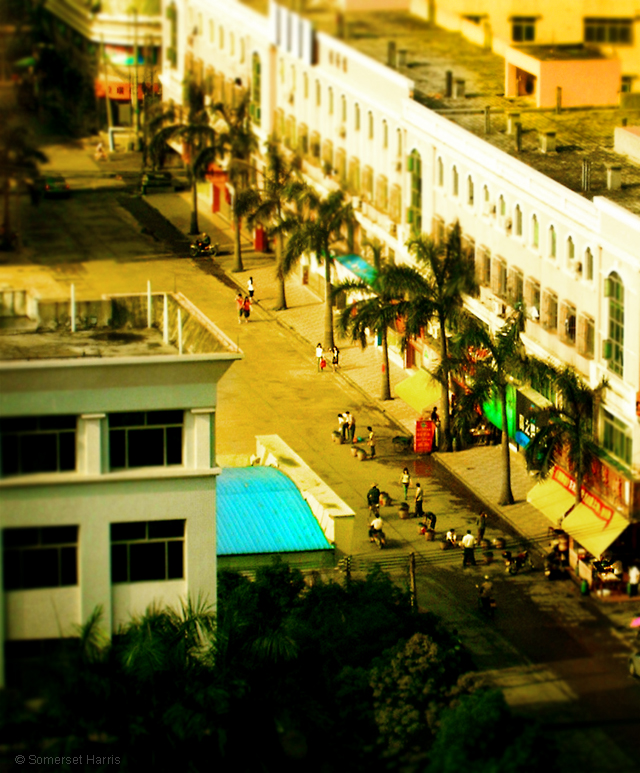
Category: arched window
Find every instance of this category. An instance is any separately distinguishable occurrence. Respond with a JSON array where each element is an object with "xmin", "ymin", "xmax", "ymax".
[
  {"xmin": 328, "ymin": 87, "xmax": 334, "ymax": 114},
  {"xmin": 549, "ymin": 225, "xmax": 556, "ymax": 258},
  {"xmin": 250, "ymin": 53, "xmax": 261, "ymax": 125},
  {"xmin": 567, "ymin": 236, "xmax": 575, "ymax": 262},
  {"xmin": 514, "ymin": 205, "xmax": 522, "ymax": 236},
  {"xmin": 452, "ymin": 165, "xmax": 459, "ymax": 196},
  {"xmin": 368, "ymin": 111, "xmax": 374, "ymax": 140},
  {"xmin": 341, "ymin": 95, "xmax": 347, "ymax": 122},
  {"xmin": 408, "ymin": 150, "xmax": 422, "ymax": 236},
  {"xmin": 585, "ymin": 247, "xmax": 594, "ymax": 281},
  {"xmin": 239, "ymin": 38, "xmax": 245, "ymax": 63},
  {"xmin": 354, "ymin": 103, "xmax": 360, "ymax": 131},
  {"xmin": 531, "ymin": 214, "xmax": 539, "ymax": 248},
  {"xmin": 315, "ymin": 79, "xmax": 321, "ymax": 106},
  {"xmin": 382, "ymin": 120, "xmax": 388, "ymax": 148},
  {"xmin": 483, "ymin": 185, "xmax": 490, "ymax": 212},
  {"xmin": 606, "ymin": 272, "xmax": 624, "ymax": 376},
  {"xmin": 230, "ymin": 32, "xmax": 235, "ymax": 56},
  {"xmin": 209, "ymin": 19, "xmax": 214, "ymax": 44},
  {"xmin": 467, "ymin": 175, "xmax": 474, "ymax": 206},
  {"xmin": 219, "ymin": 26, "xmax": 224, "ymax": 49},
  {"xmin": 499, "ymin": 195, "xmax": 506, "ymax": 217},
  {"xmin": 303, "ymin": 72, "xmax": 309, "ymax": 99},
  {"xmin": 437, "ymin": 157, "xmax": 443, "ymax": 186},
  {"xmin": 397, "ymin": 128, "xmax": 402, "ymax": 157}
]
